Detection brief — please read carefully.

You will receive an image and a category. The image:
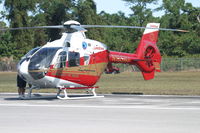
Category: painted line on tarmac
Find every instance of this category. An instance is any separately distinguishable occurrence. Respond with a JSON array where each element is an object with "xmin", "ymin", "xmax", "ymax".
[{"xmin": 0, "ymin": 103, "xmax": 200, "ymax": 110}]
